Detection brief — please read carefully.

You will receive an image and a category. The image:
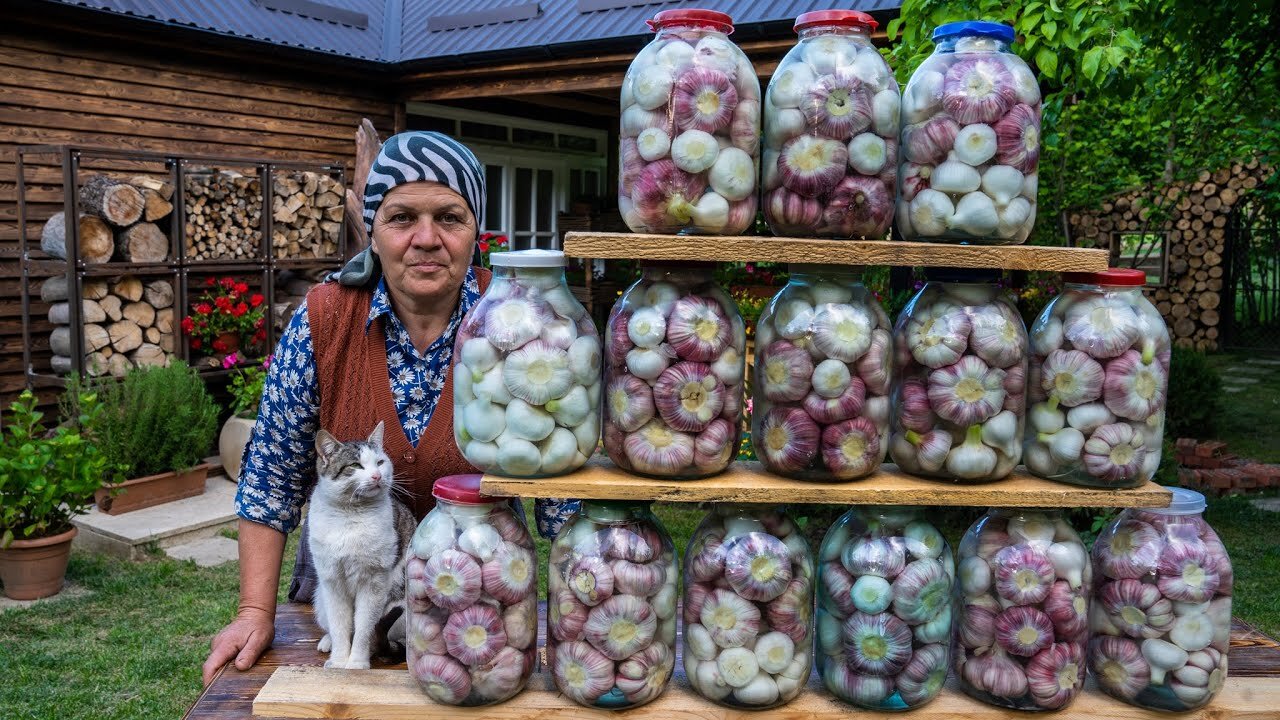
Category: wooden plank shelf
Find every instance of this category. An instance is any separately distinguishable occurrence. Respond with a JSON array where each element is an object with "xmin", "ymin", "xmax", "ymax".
[
  {"xmin": 253, "ymin": 666, "xmax": 1280, "ymax": 720},
  {"xmin": 481, "ymin": 460, "xmax": 1172, "ymax": 509},
  {"xmin": 563, "ymin": 231, "xmax": 1110, "ymax": 272}
]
